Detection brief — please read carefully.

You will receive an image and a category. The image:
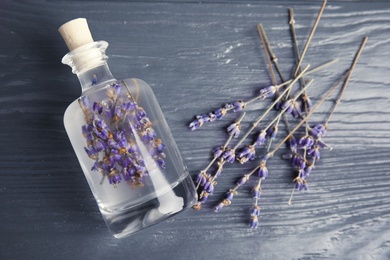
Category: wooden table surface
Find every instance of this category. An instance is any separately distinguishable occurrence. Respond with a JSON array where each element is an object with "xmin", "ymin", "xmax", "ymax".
[{"xmin": 1, "ymin": 0, "xmax": 389, "ymax": 259}]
